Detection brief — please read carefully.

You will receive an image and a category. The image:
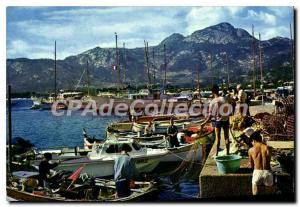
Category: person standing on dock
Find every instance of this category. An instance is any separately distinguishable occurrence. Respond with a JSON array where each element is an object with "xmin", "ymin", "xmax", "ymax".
[
  {"xmin": 114, "ymin": 144, "xmax": 136, "ymax": 198},
  {"xmin": 201, "ymin": 85, "xmax": 230, "ymax": 156},
  {"xmin": 248, "ymin": 131, "xmax": 273, "ymax": 195},
  {"xmin": 38, "ymin": 153, "xmax": 60, "ymax": 188},
  {"xmin": 236, "ymin": 84, "xmax": 247, "ymax": 116},
  {"xmin": 167, "ymin": 119, "xmax": 179, "ymax": 148}
]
